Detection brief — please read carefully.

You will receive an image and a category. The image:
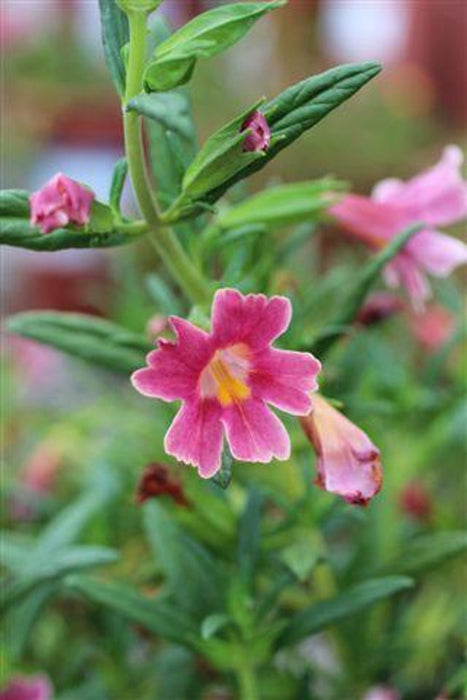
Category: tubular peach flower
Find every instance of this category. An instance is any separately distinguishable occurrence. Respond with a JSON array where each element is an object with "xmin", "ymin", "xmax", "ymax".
[
  {"xmin": 30, "ymin": 172, "xmax": 94, "ymax": 234},
  {"xmin": 132, "ymin": 288, "xmax": 321, "ymax": 478},
  {"xmin": 300, "ymin": 394, "xmax": 382, "ymax": 506},
  {"xmin": 330, "ymin": 146, "xmax": 467, "ymax": 311},
  {"xmin": 241, "ymin": 110, "xmax": 271, "ymax": 152}
]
